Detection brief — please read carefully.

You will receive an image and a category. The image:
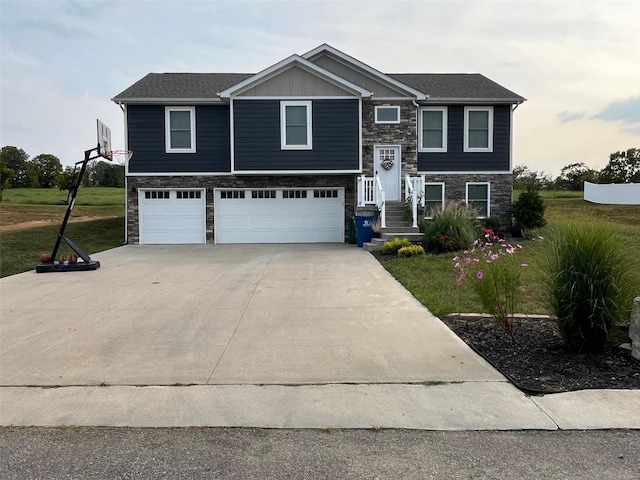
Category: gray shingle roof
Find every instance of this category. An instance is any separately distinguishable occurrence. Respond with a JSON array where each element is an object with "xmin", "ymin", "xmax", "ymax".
[
  {"xmin": 112, "ymin": 72, "xmax": 524, "ymax": 103},
  {"xmin": 390, "ymin": 73, "xmax": 525, "ymax": 102},
  {"xmin": 112, "ymin": 73, "xmax": 253, "ymax": 102}
]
